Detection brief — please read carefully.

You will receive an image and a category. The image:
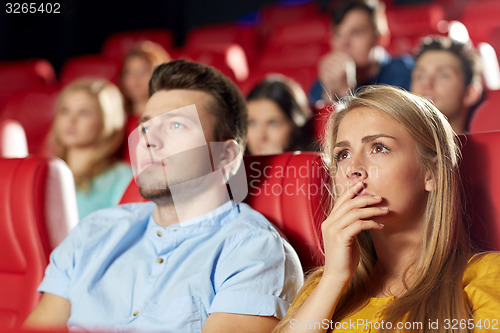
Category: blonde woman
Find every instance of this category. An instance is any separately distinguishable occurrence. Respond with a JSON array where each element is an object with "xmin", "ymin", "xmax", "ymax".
[
  {"xmin": 274, "ymin": 85, "xmax": 500, "ymax": 333},
  {"xmin": 47, "ymin": 78, "xmax": 132, "ymax": 219}
]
